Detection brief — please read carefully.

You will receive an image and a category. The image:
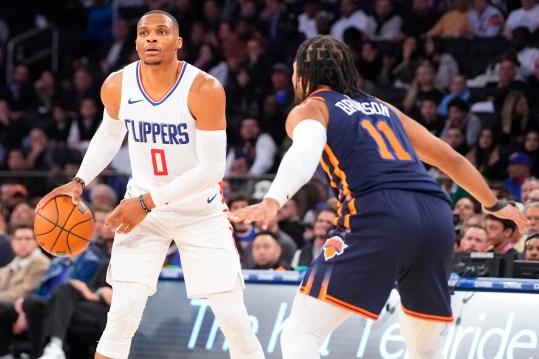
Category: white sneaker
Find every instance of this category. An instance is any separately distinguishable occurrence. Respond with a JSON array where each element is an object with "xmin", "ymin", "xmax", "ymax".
[
  {"xmin": 0, "ymin": 354, "xmax": 15, "ymax": 359},
  {"xmin": 38, "ymin": 343, "xmax": 66, "ymax": 359}
]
